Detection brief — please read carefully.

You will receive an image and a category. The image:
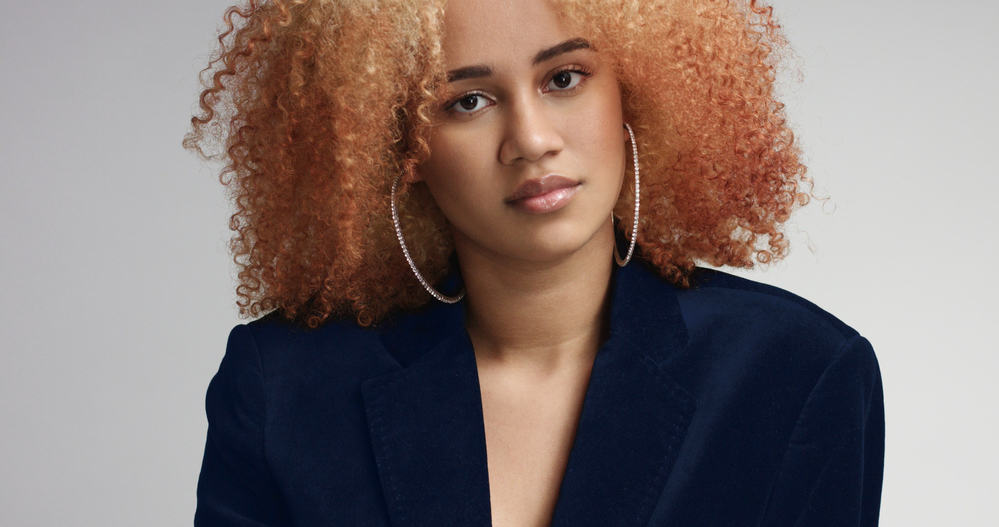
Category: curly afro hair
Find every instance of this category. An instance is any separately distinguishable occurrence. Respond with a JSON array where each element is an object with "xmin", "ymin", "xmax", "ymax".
[{"xmin": 184, "ymin": 0, "xmax": 811, "ymax": 328}]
